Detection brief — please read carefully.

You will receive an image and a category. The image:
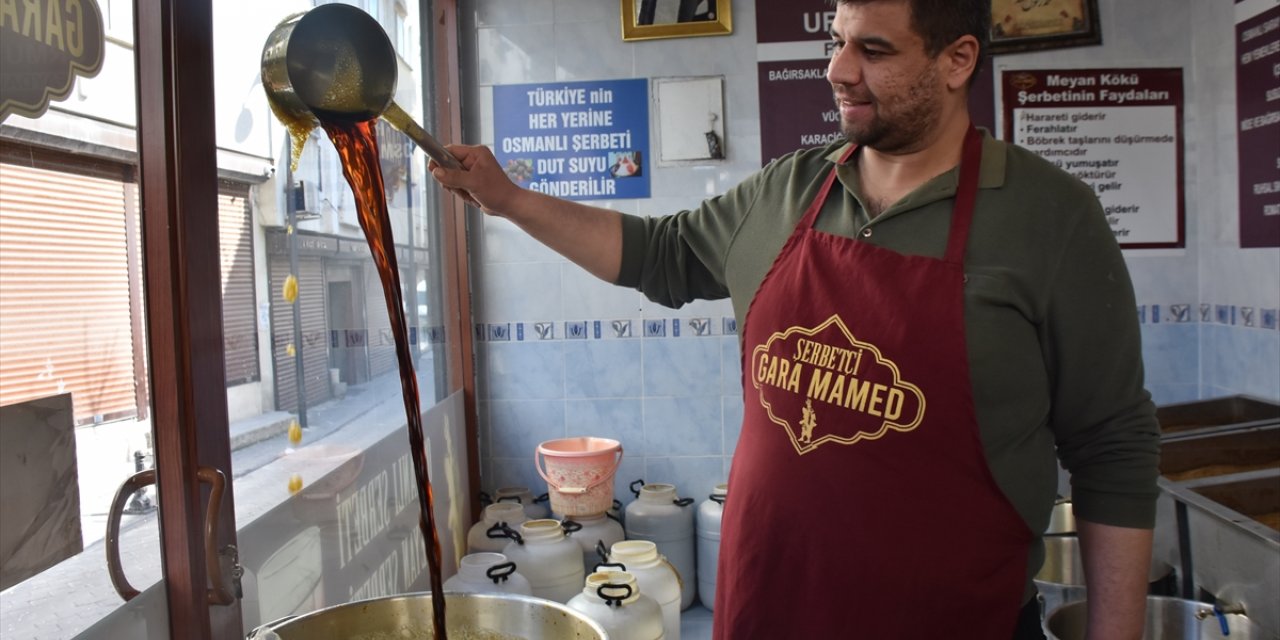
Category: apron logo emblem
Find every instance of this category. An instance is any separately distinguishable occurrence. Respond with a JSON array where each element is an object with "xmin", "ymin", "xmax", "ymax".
[{"xmin": 749, "ymin": 314, "xmax": 926, "ymax": 455}]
